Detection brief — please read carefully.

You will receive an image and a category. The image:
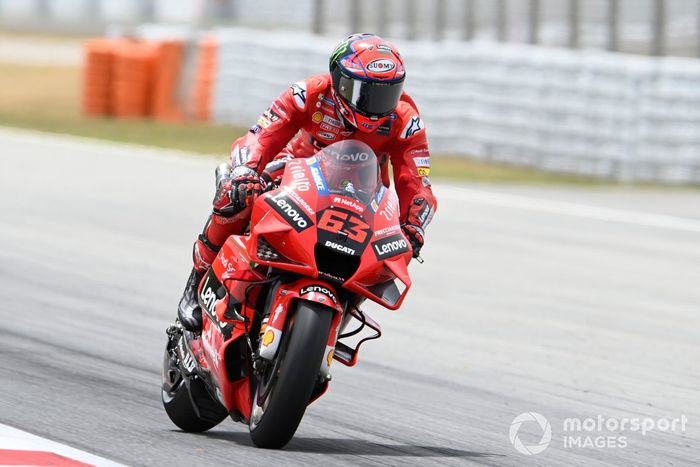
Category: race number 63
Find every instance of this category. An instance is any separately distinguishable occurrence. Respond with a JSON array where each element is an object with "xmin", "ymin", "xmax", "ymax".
[{"xmin": 318, "ymin": 209, "xmax": 370, "ymax": 243}]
